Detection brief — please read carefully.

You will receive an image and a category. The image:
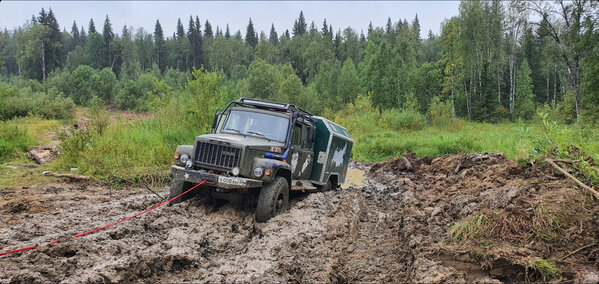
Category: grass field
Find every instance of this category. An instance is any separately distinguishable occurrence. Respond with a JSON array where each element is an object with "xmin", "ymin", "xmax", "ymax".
[
  {"xmin": 0, "ymin": 117, "xmax": 61, "ymax": 164},
  {"xmin": 329, "ymin": 97, "xmax": 599, "ymax": 163},
  {"xmin": 353, "ymin": 122, "xmax": 543, "ymax": 162},
  {"xmin": 2, "ymin": 104, "xmax": 599, "ymax": 186}
]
